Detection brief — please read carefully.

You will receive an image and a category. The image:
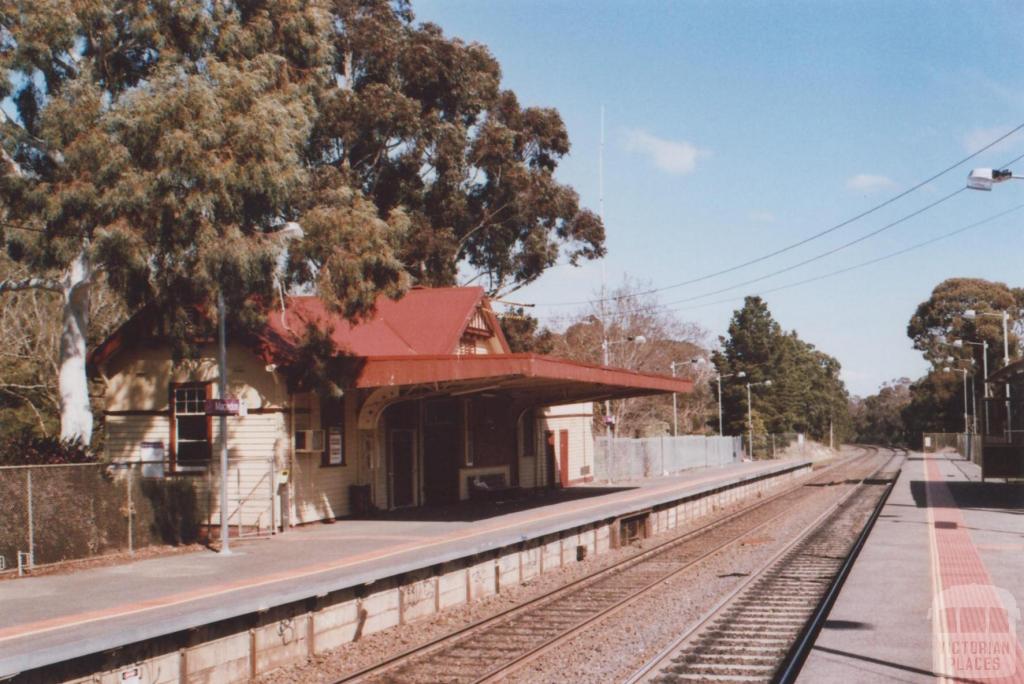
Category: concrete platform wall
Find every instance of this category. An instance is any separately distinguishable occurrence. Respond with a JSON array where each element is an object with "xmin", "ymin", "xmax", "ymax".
[{"xmin": 50, "ymin": 463, "xmax": 810, "ymax": 684}]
